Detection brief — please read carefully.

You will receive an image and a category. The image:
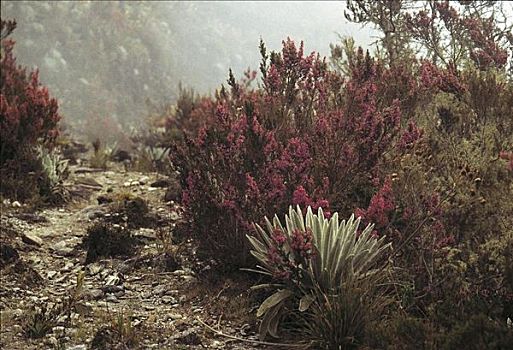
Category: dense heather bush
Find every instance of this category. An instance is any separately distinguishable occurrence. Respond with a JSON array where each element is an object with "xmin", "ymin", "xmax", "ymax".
[
  {"xmin": 0, "ymin": 19, "xmax": 60, "ymax": 164},
  {"xmin": 172, "ymin": 40, "xmax": 429, "ymax": 268}
]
